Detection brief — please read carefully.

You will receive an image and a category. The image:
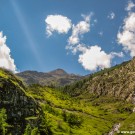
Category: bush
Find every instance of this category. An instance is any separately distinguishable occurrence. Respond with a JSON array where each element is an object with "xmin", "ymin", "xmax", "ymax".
[
  {"xmin": 24, "ymin": 124, "xmax": 40, "ymax": 135},
  {"xmin": 117, "ymin": 104, "xmax": 133, "ymax": 113},
  {"xmin": 62, "ymin": 111, "xmax": 83, "ymax": 127},
  {"xmin": 0, "ymin": 109, "xmax": 9, "ymax": 135},
  {"xmin": 24, "ymin": 124, "xmax": 31, "ymax": 135},
  {"xmin": 38, "ymin": 112, "xmax": 52, "ymax": 135}
]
